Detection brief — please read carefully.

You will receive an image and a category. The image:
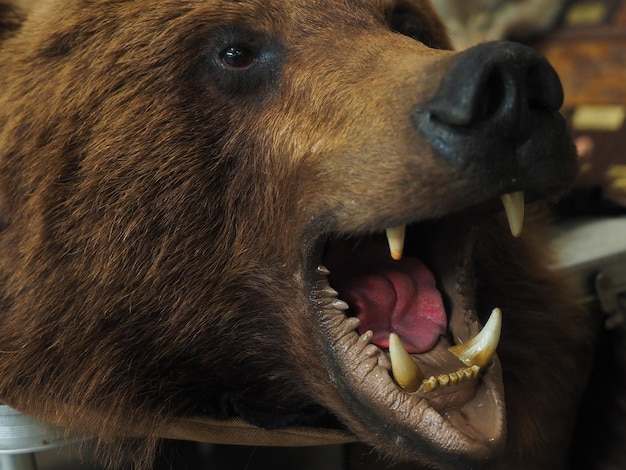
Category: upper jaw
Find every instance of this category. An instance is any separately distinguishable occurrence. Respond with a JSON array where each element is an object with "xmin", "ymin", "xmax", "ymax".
[{"xmin": 303, "ymin": 193, "xmax": 525, "ymax": 465}]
